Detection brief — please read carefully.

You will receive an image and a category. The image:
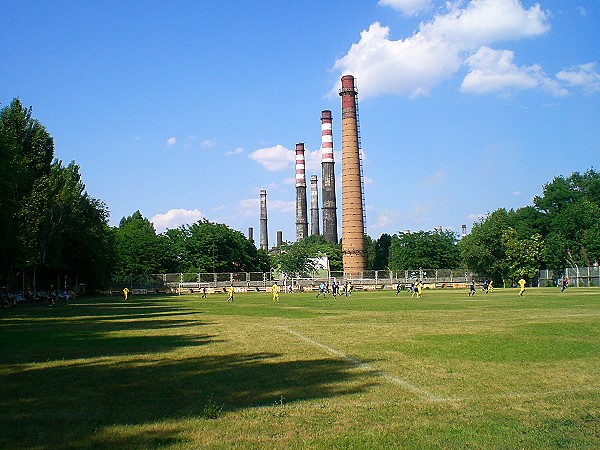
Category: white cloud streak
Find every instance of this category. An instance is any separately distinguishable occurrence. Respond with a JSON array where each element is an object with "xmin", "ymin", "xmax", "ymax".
[
  {"xmin": 461, "ymin": 46, "xmax": 567, "ymax": 96},
  {"xmin": 248, "ymin": 144, "xmax": 295, "ymax": 171},
  {"xmin": 333, "ymin": 0, "xmax": 556, "ymax": 98},
  {"xmin": 378, "ymin": 0, "xmax": 432, "ymax": 16},
  {"xmin": 556, "ymin": 62, "xmax": 600, "ymax": 93},
  {"xmin": 151, "ymin": 208, "xmax": 203, "ymax": 233}
]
